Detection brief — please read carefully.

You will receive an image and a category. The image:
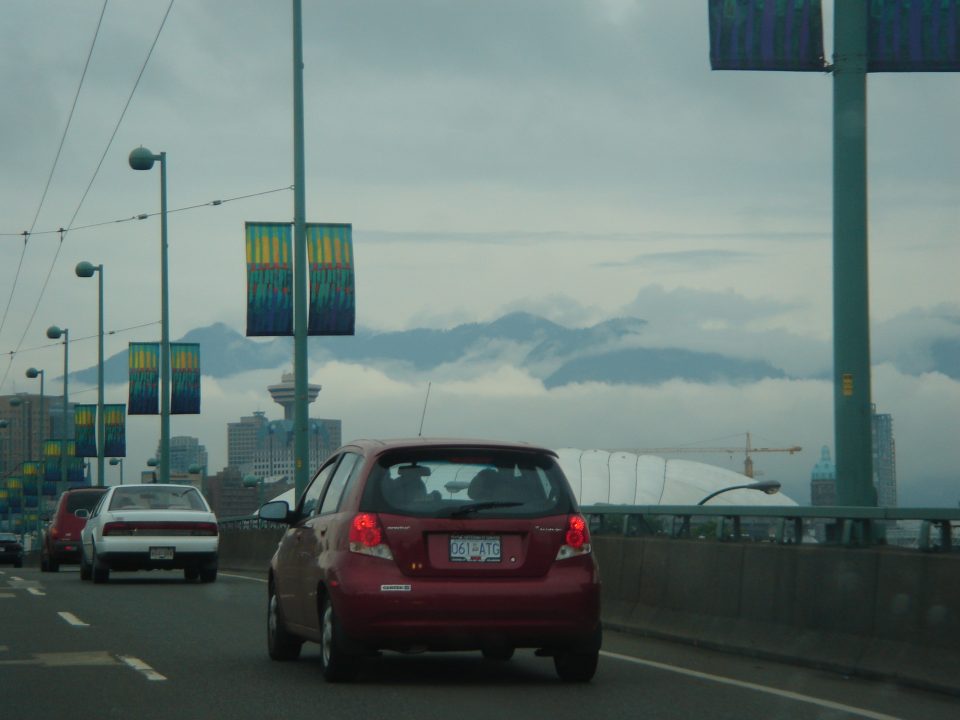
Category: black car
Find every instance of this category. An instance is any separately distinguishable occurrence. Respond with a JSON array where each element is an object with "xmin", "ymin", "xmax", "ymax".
[{"xmin": 0, "ymin": 532, "xmax": 24, "ymax": 567}]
